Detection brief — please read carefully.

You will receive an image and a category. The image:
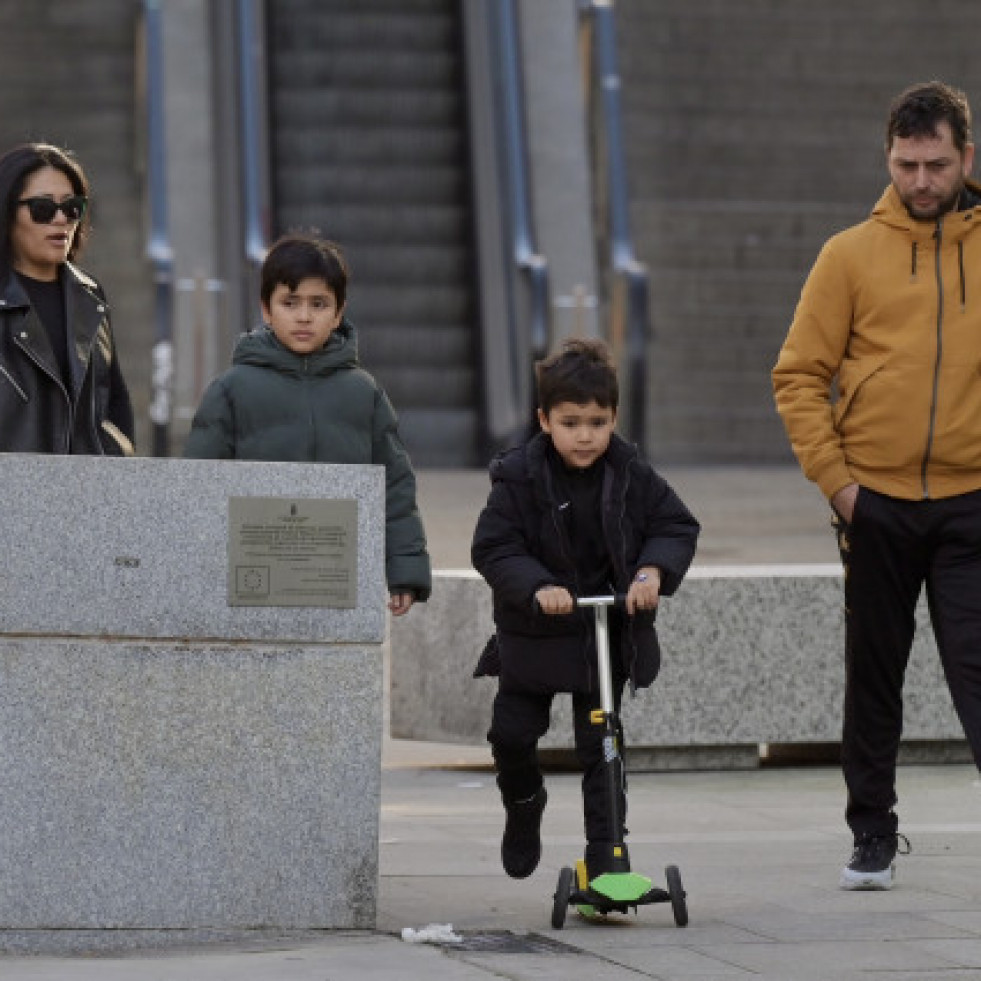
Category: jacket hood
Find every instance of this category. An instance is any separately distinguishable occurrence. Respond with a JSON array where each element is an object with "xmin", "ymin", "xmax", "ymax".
[
  {"xmin": 871, "ymin": 178, "xmax": 981, "ymax": 234},
  {"xmin": 232, "ymin": 318, "xmax": 359, "ymax": 375},
  {"xmin": 870, "ymin": 178, "xmax": 981, "ymax": 309}
]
